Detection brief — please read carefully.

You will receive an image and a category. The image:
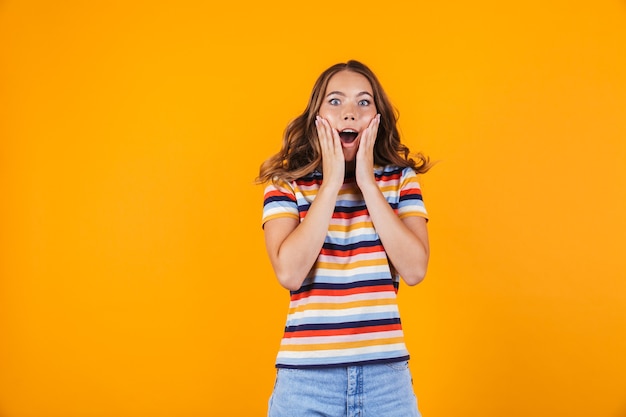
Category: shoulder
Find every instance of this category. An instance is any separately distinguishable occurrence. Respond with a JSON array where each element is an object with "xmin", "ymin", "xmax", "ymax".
[
  {"xmin": 264, "ymin": 178, "xmax": 295, "ymax": 195},
  {"xmin": 263, "ymin": 170, "xmax": 324, "ymax": 199}
]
